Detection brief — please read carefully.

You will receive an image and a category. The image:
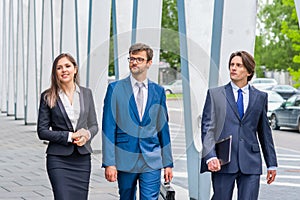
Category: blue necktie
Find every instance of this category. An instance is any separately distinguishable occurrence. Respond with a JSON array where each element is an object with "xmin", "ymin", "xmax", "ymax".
[{"xmin": 237, "ymin": 89, "xmax": 244, "ymax": 119}]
